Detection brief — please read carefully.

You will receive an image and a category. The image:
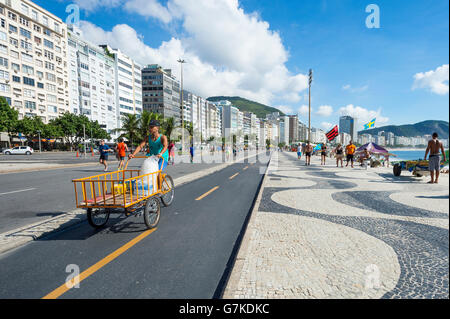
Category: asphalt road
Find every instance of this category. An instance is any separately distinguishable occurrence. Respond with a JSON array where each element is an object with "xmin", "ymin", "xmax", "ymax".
[
  {"xmin": 0, "ymin": 152, "xmax": 254, "ymax": 233},
  {"xmin": 0, "ymin": 159, "xmax": 266, "ymax": 298}
]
